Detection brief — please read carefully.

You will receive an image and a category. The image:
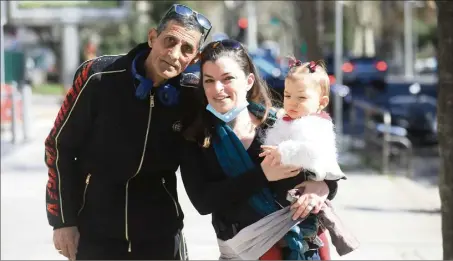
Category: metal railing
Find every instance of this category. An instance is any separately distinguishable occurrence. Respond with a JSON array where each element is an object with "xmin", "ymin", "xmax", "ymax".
[
  {"xmin": 388, "ymin": 135, "xmax": 413, "ymax": 177},
  {"xmin": 349, "ymin": 99, "xmax": 413, "ymax": 175}
]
